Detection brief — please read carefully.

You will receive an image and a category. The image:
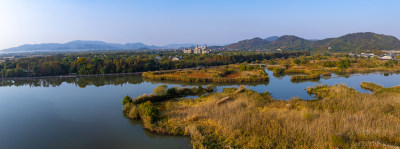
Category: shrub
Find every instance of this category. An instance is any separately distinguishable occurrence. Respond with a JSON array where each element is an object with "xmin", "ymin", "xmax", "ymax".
[
  {"xmin": 293, "ymin": 59, "xmax": 301, "ymax": 64},
  {"xmin": 154, "ymin": 85, "xmax": 168, "ymax": 95},
  {"xmin": 223, "ymin": 87, "xmax": 238, "ymax": 93},
  {"xmin": 166, "ymin": 87, "xmax": 178, "ymax": 97},
  {"xmin": 139, "ymin": 101, "xmax": 159, "ymax": 122},
  {"xmin": 384, "ymin": 60, "xmax": 394, "ymax": 68},
  {"xmin": 122, "ymin": 95, "xmax": 132, "ymax": 105},
  {"xmin": 273, "ymin": 67, "xmax": 285, "ymax": 74},
  {"xmin": 291, "ymin": 74, "xmax": 320, "ymax": 81}
]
